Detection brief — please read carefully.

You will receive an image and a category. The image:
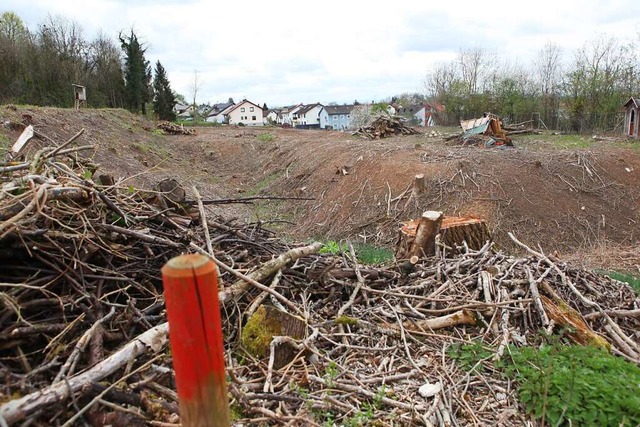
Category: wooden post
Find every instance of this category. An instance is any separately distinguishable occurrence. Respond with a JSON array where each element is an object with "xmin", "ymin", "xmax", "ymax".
[{"xmin": 162, "ymin": 254, "xmax": 229, "ymax": 426}]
